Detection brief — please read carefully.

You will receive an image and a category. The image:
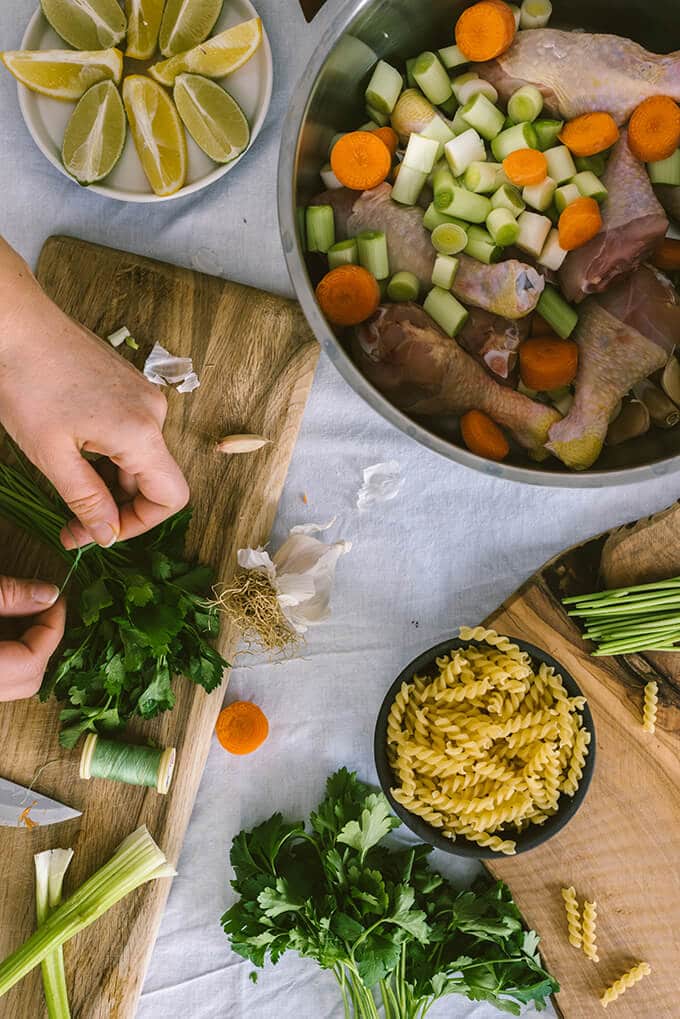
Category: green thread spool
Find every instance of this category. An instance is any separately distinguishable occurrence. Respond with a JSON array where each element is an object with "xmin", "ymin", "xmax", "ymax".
[{"xmin": 79, "ymin": 734, "xmax": 176, "ymax": 795}]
